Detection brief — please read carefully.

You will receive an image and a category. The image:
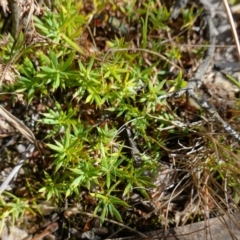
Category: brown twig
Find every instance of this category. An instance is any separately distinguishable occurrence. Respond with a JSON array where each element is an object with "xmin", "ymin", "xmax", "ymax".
[{"xmin": 31, "ymin": 222, "xmax": 59, "ymax": 240}]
